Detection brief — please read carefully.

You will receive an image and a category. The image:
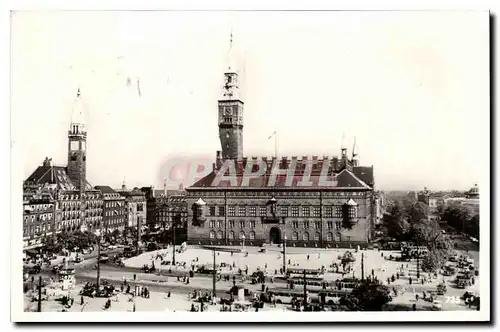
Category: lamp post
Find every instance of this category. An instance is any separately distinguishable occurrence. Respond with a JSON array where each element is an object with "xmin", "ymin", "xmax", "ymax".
[
  {"xmin": 283, "ymin": 234, "xmax": 287, "ymax": 275},
  {"xmin": 416, "ymin": 237, "xmax": 420, "ymax": 280},
  {"xmin": 95, "ymin": 229, "xmax": 102, "ymax": 290},
  {"xmin": 212, "ymin": 247, "xmax": 217, "ymax": 299},
  {"xmin": 241, "ymin": 234, "xmax": 246, "ymax": 253}
]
